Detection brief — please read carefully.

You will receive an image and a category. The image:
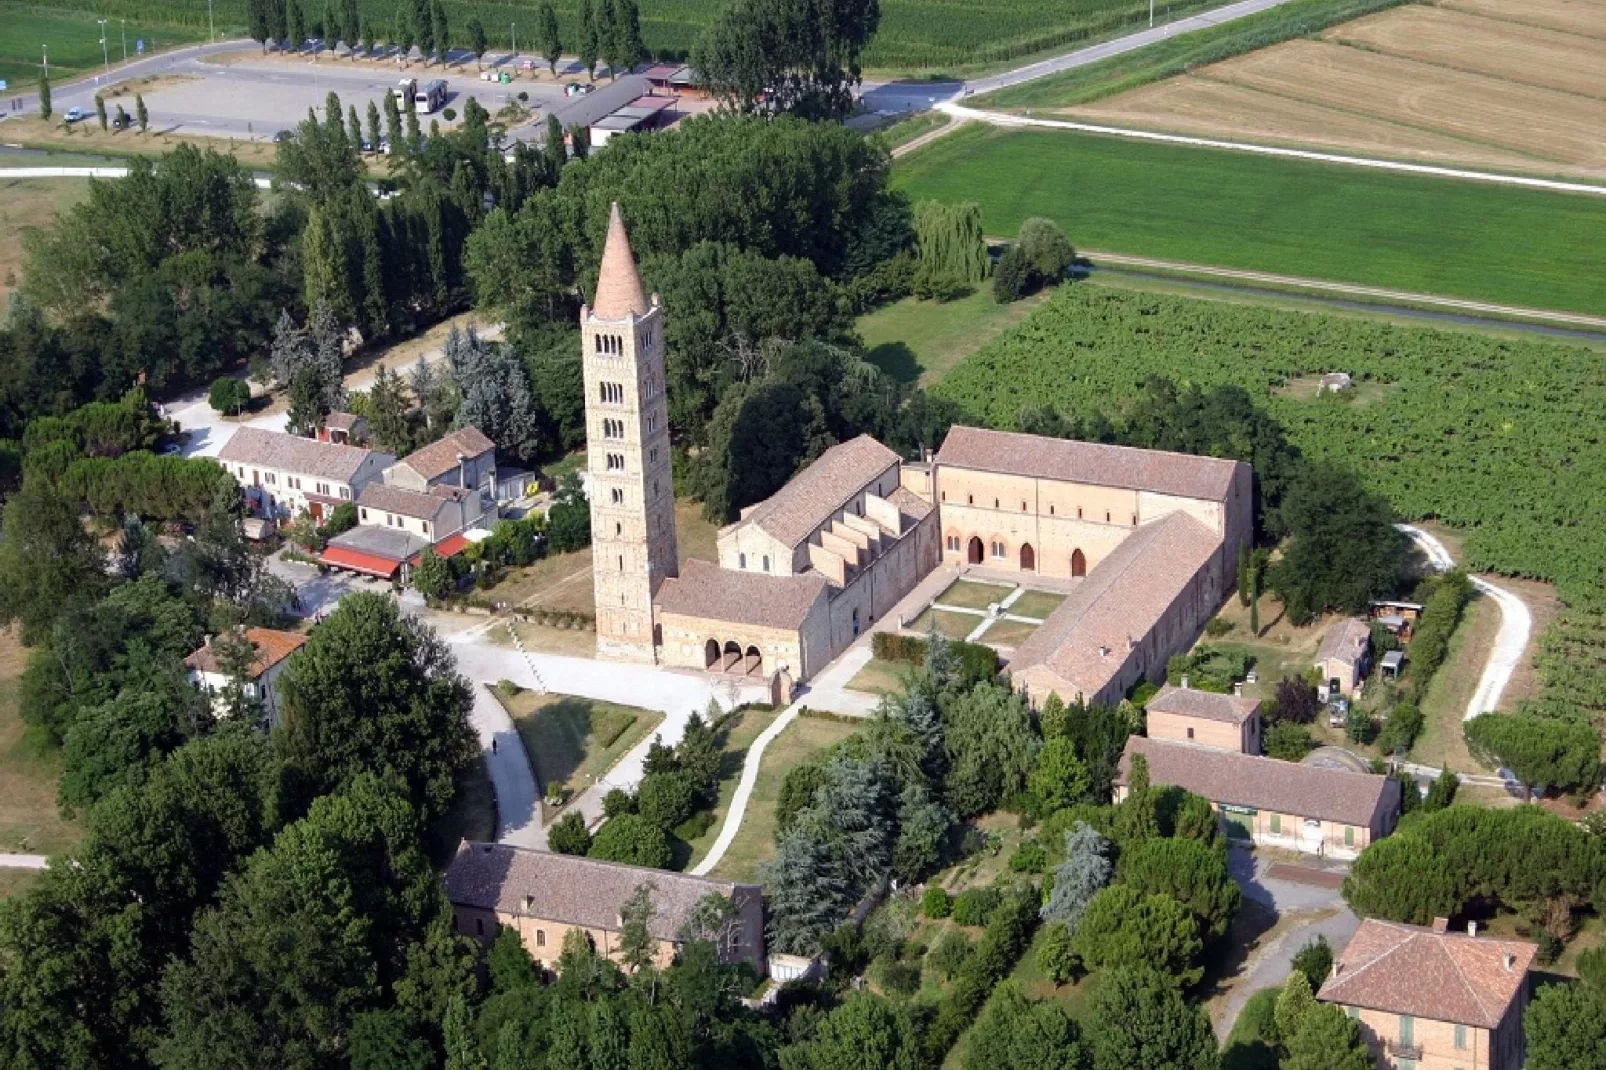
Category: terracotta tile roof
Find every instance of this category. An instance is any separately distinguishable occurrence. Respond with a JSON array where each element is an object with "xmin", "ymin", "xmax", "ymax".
[
  {"xmin": 318, "ymin": 544, "xmax": 402, "ymax": 578},
  {"xmin": 445, "ymin": 842, "xmax": 752, "ymax": 942},
  {"xmin": 185, "ymin": 627, "xmax": 307, "ymax": 678},
  {"xmin": 1116, "ymin": 736, "xmax": 1400, "ymax": 827},
  {"xmin": 397, "ymin": 427, "xmax": 496, "ymax": 482},
  {"xmin": 1318, "ymin": 918, "xmax": 1536, "ymax": 1028},
  {"xmin": 591, "ymin": 202, "xmax": 650, "ymax": 320},
  {"xmin": 358, "ymin": 482, "xmax": 452, "ymax": 521},
  {"xmin": 935, "ymin": 426, "xmax": 1243, "ymax": 502},
  {"xmin": 655, "ymin": 559, "xmax": 829, "ymax": 632},
  {"xmin": 1009, "ymin": 512, "xmax": 1222, "ymax": 697},
  {"xmin": 326, "ymin": 524, "xmax": 429, "ymax": 563},
  {"xmin": 738, "ymin": 435, "xmax": 901, "ymax": 549},
  {"xmin": 324, "ymin": 412, "xmax": 362, "ymax": 431},
  {"xmin": 1147, "ymin": 684, "xmax": 1260, "ymax": 725},
  {"xmin": 218, "ymin": 427, "xmax": 385, "ymax": 483},
  {"xmin": 886, "ymin": 485, "xmax": 934, "ymax": 524},
  {"xmin": 1318, "ymin": 617, "xmax": 1371, "ymax": 666}
]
